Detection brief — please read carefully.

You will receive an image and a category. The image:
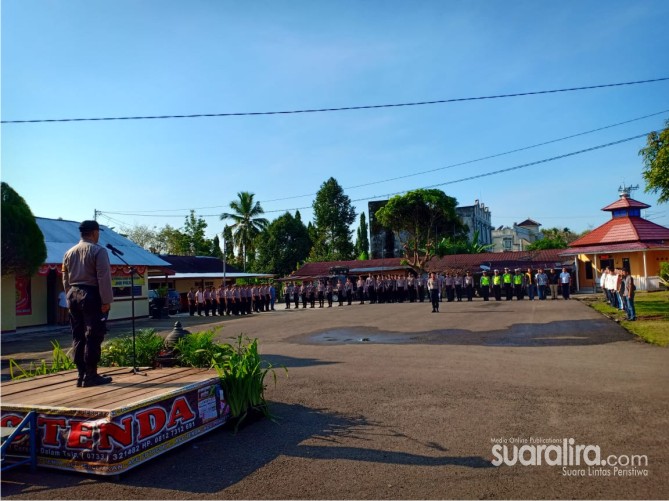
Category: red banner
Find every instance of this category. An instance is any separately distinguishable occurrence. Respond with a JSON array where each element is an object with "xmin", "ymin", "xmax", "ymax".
[{"xmin": 15, "ymin": 276, "xmax": 32, "ymax": 316}]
